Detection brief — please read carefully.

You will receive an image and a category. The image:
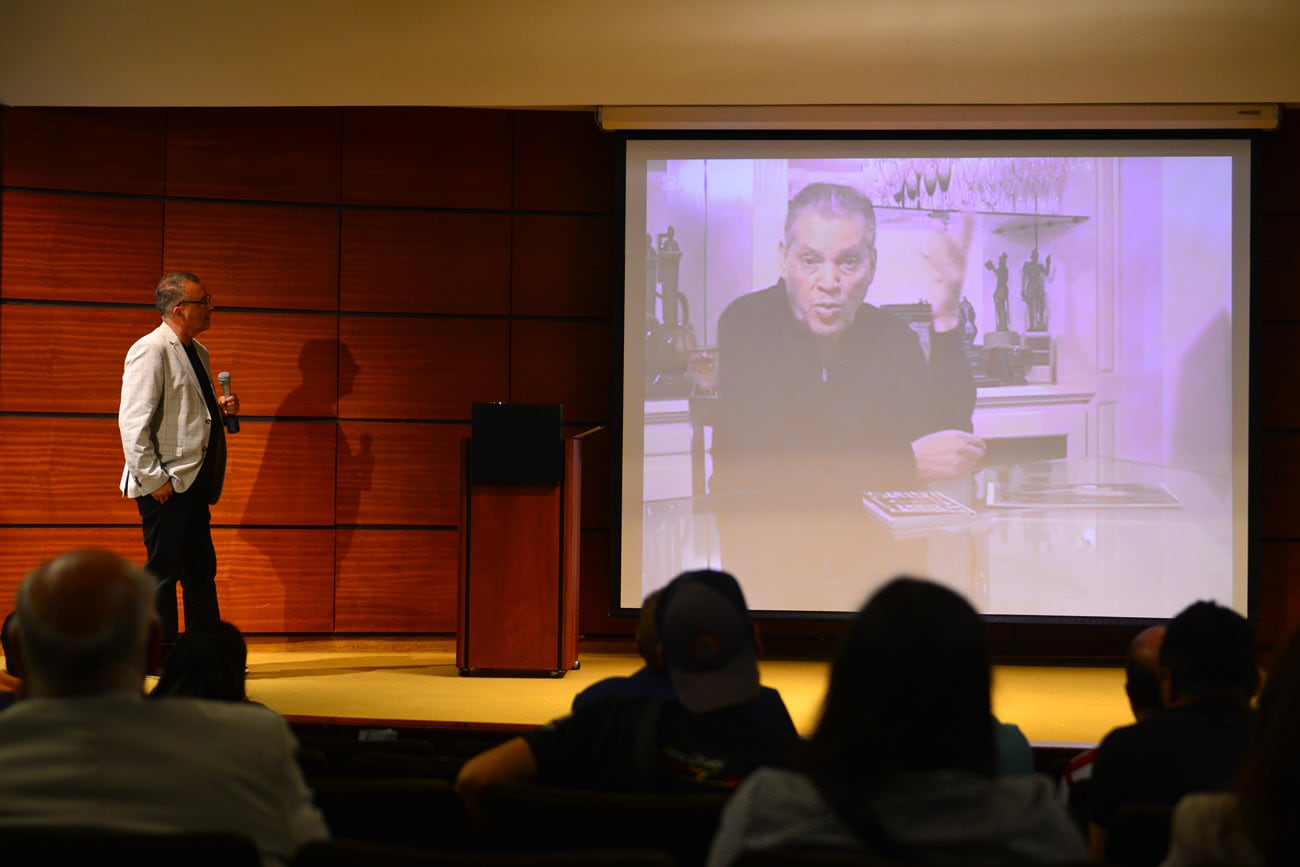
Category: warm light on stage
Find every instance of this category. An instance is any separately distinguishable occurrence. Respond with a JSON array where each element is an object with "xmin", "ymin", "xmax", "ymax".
[{"xmin": 239, "ymin": 637, "xmax": 1132, "ymax": 749}]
